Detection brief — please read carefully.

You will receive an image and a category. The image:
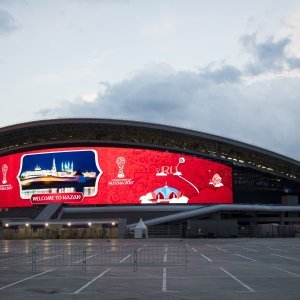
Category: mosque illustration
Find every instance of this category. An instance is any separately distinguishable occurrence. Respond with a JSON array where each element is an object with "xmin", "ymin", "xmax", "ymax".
[{"xmin": 139, "ymin": 183, "xmax": 189, "ymax": 204}]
